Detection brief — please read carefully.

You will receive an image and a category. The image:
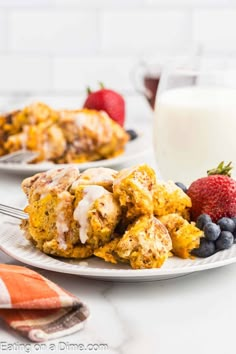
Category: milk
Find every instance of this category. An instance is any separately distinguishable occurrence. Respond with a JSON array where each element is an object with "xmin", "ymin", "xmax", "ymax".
[{"xmin": 154, "ymin": 87, "xmax": 236, "ymax": 185}]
